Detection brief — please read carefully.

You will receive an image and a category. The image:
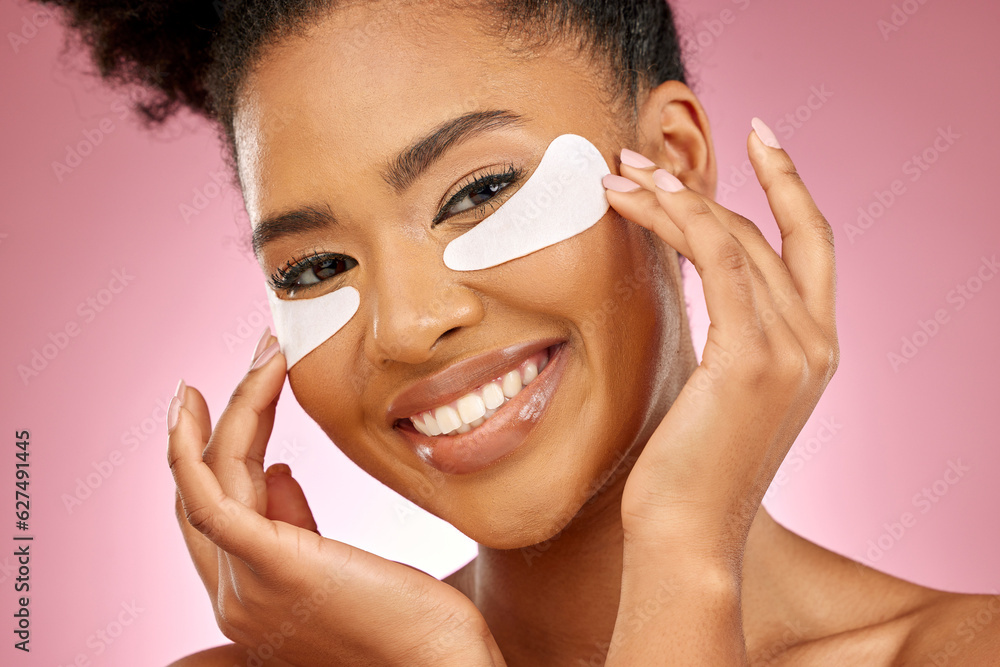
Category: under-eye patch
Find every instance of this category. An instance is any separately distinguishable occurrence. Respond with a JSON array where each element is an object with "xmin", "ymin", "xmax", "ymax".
[
  {"xmin": 265, "ymin": 285, "xmax": 360, "ymax": 369},
  {"xmin": 265, "ymin": 133, "xmax": 611, "ymax": 370},
  {"xmin": 443, "ymin": 133, "xmax": 611, "ymax": 270}
]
